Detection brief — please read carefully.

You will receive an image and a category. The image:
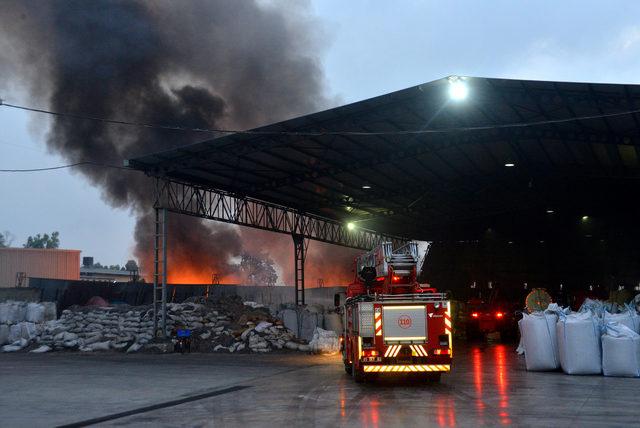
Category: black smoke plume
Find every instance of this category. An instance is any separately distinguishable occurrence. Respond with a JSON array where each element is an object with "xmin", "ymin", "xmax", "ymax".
[{"xmin": 1, "ymin": 0, "xmax": 357, "ymax": 284}]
